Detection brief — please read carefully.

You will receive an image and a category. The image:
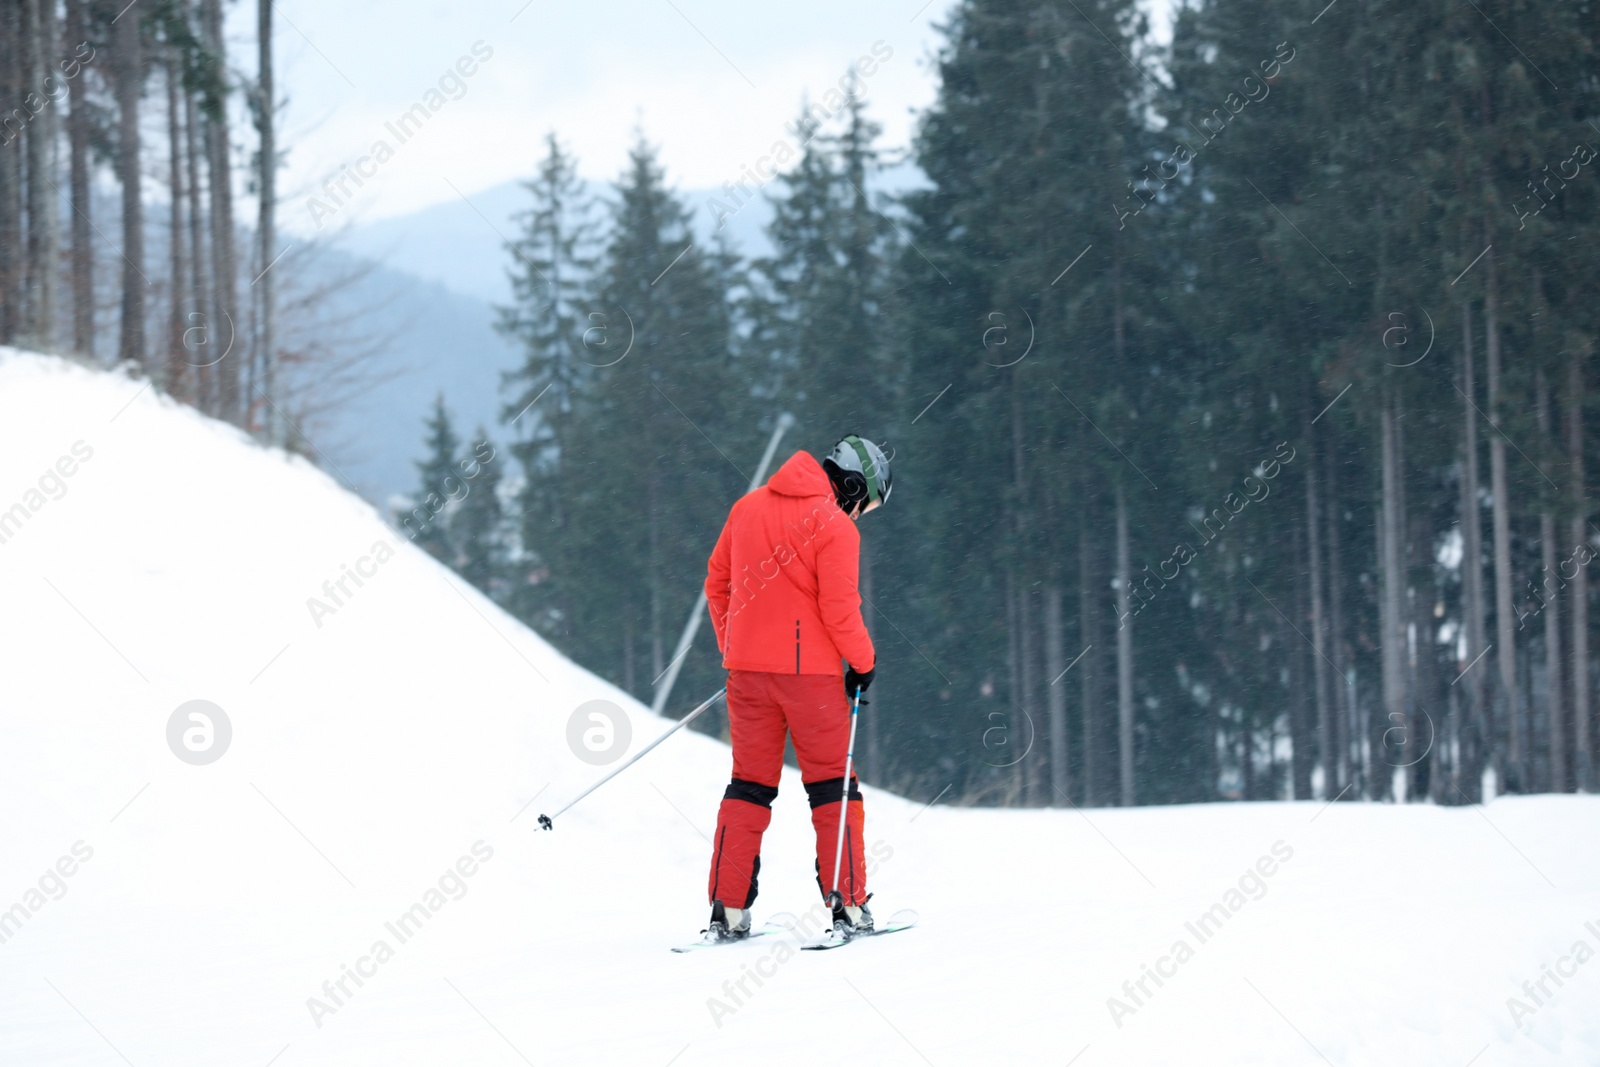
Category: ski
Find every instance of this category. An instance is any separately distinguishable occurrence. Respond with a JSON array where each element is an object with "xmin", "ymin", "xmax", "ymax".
[
  {"xmin": 670, "ymin": 912, "xmax": 799, "ymax": 953},
  {"xmin": 801, "ymin": 909, "xmax": 919, "ymax": 951}
]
